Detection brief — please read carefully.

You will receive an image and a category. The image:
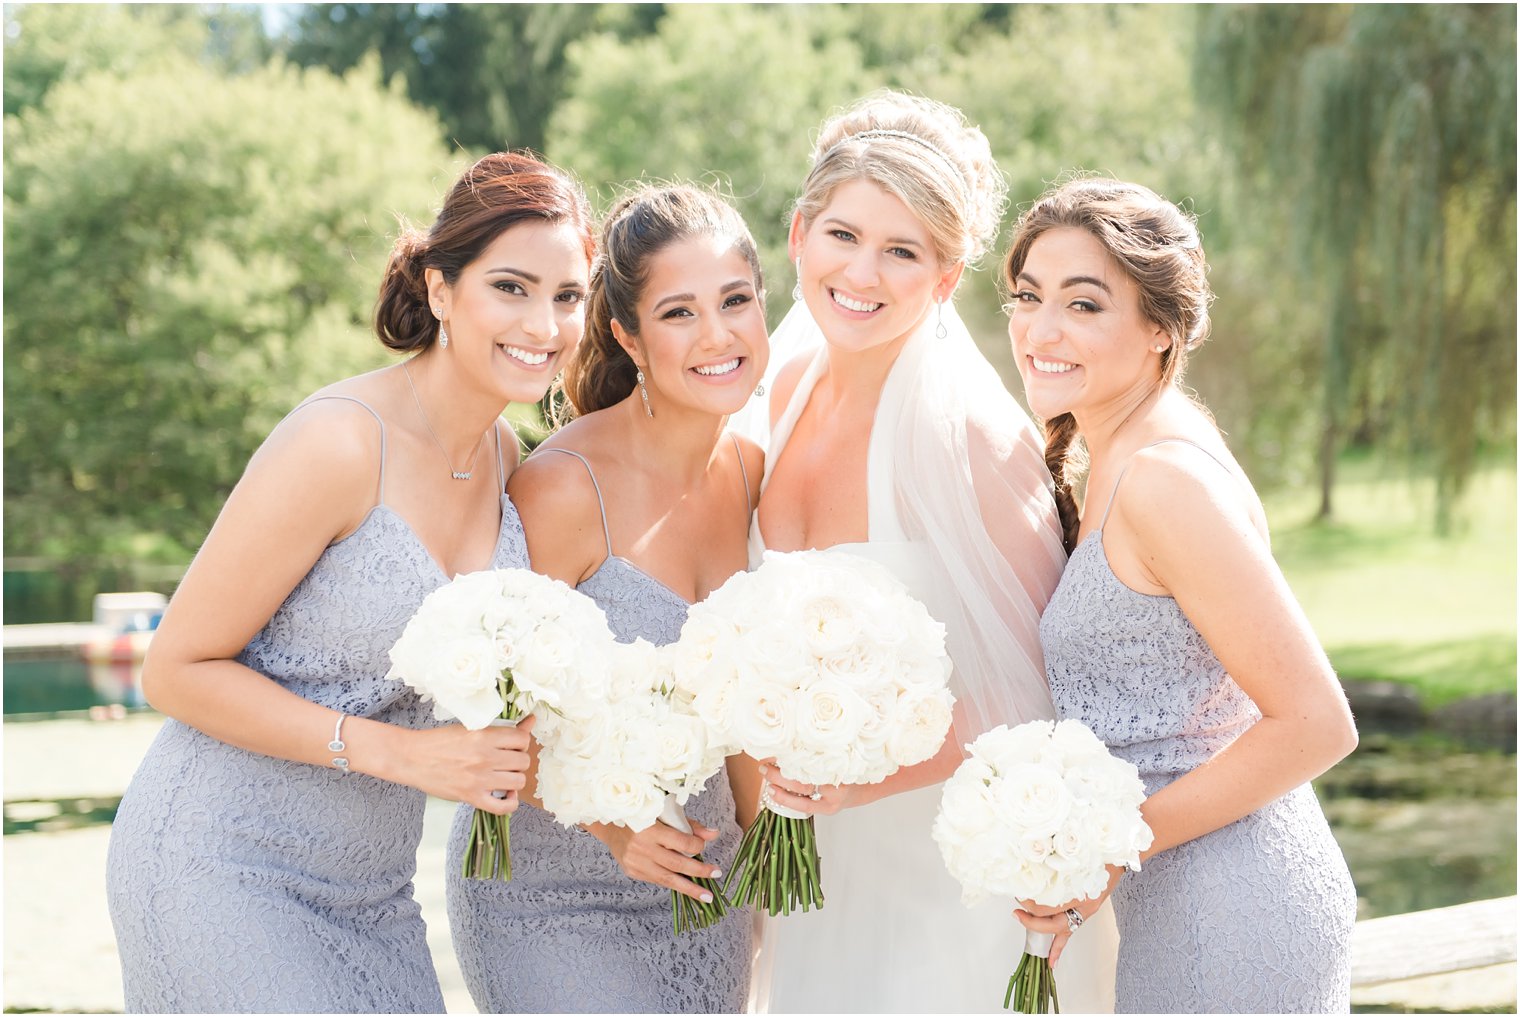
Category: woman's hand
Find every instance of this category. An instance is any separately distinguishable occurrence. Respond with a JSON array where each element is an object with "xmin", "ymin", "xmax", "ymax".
[
  {"xmin": 758, "ymin": 761, "xmax": 858, "ymax": 816},
  {"xmin": 589, "ymin": 819, "xmax": 722, "ymax": 903},
  {"xmin": 1013, "ymin": 864, "xmax": 1124, "ymax": 967},
  {"xmin": 369, "ymin": 715, "xmax": 536, "ymax": 814}
]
